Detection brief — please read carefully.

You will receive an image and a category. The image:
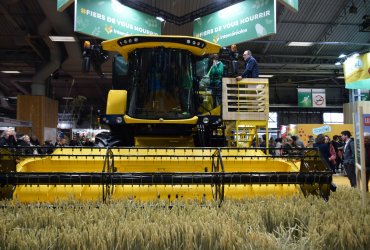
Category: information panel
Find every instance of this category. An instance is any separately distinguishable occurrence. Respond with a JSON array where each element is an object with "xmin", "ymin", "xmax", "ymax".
[
  {"xmin": 75, "ymin": 0, "xmax": 161, "ymax": 40},
  {"xmin": 344, "ymin": 52, "xmax": 370, "ymax": 90},
  {"xmin": 193, "ymin": 0, "xmax": 276, "ymax": 46}
]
